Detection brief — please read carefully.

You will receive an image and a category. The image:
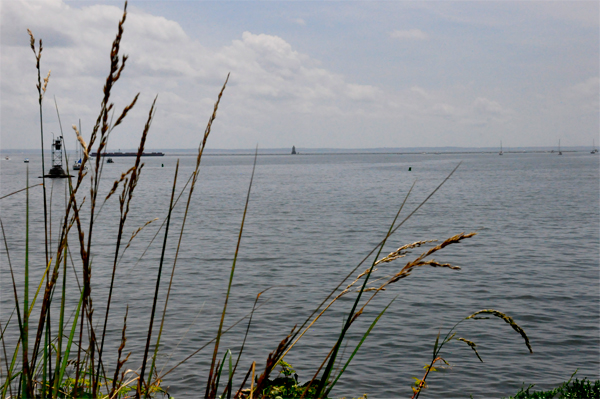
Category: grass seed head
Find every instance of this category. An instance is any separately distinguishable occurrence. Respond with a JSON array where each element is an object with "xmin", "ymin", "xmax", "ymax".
[{"xmin": 466, "ymin": 309, "xmax": 533, "ymax": 354}]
